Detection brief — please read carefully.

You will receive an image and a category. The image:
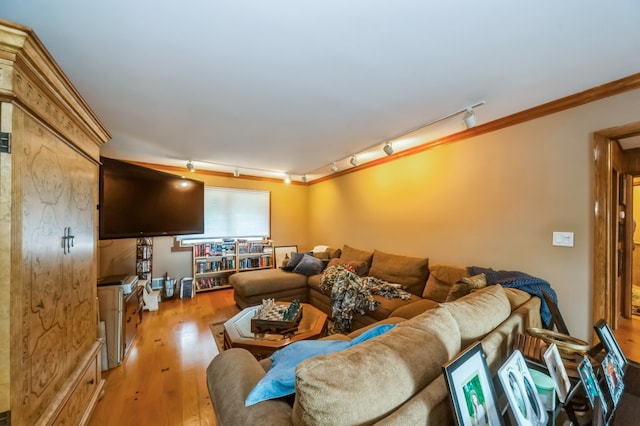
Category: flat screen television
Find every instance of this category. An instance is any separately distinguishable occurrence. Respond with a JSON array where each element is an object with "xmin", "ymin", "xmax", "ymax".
[{"xmin": 99, "ymin": 157, "xmax": 205, "ymax": 239}]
